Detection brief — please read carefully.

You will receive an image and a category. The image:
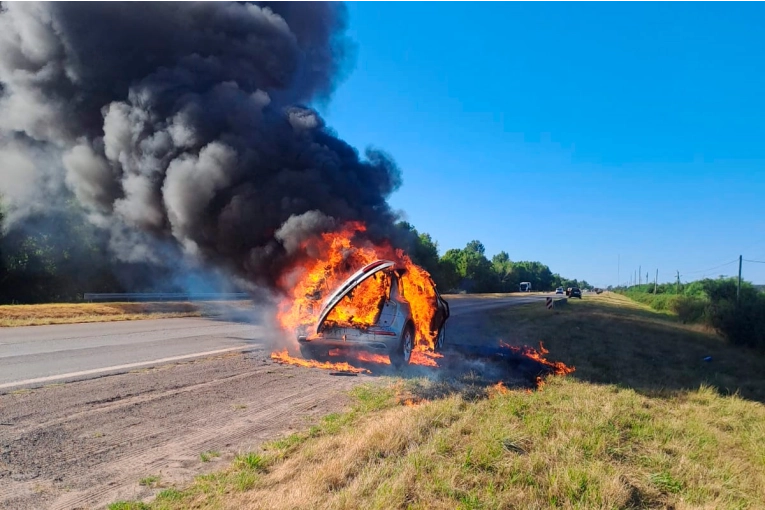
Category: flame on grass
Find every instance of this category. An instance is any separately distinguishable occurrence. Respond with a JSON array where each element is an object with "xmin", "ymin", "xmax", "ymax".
[
  {"xmin": 270, "ymin": 349, "xmax": 370, "ymax": 374},
  {"xmin": 328, "ymin": 348, "xmax": 391, "ymax": 365},
  {"xmin": 500, "ymin": 341, "xmax": 575, "ymax": 377}
]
